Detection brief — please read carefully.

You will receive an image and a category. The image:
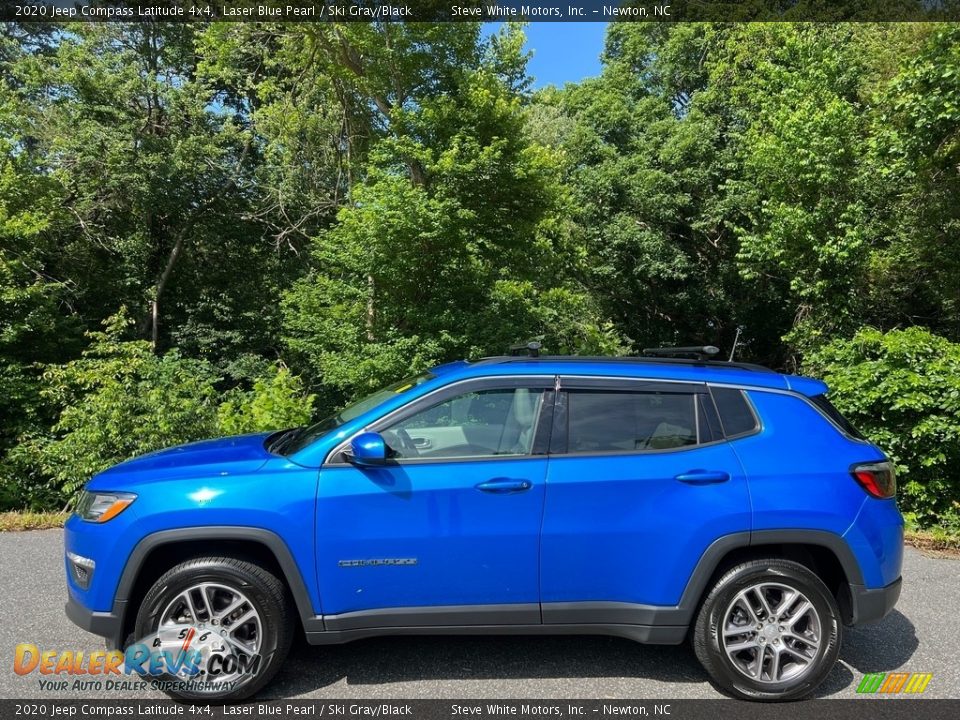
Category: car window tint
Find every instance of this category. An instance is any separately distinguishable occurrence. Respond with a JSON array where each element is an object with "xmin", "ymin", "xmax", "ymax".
[
  {"xmin": 710, "ymin": 387, "xmax": 758, "ymax": 437},
  {"xmin": 384, "ymin": 388, "xmax": 544, "ymax": 460},
  {"xmin": 566, "ymin": 391, "xmax": 697, "ymax": 453},
  {"xmin": 810, "ymin": 394, "xmax": 865, "ymax": 440}
]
